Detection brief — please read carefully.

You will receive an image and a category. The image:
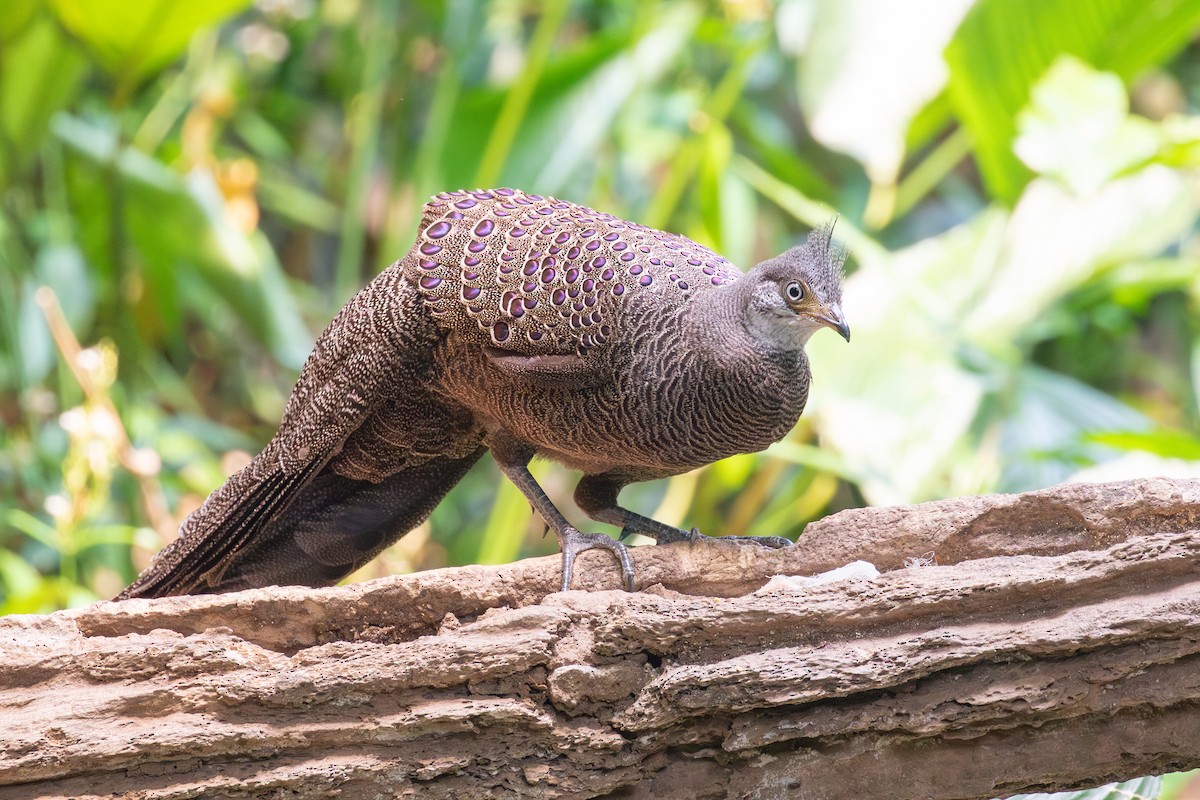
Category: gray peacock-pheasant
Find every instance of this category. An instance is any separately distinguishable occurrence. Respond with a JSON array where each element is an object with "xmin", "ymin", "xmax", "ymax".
[{"xmin": 118, "ymin": 188, "xmax": 849, "ymax": 599}]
